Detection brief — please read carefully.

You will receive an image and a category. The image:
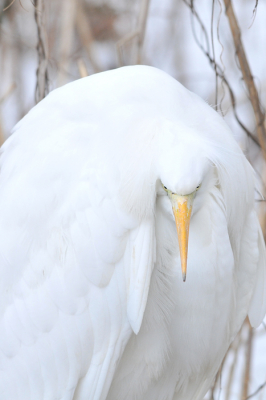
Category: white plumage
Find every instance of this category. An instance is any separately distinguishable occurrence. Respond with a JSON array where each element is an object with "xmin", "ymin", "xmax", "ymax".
[{"xmin": 0, "ymin": 65, "xmax": 265, "ymax": 400}]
